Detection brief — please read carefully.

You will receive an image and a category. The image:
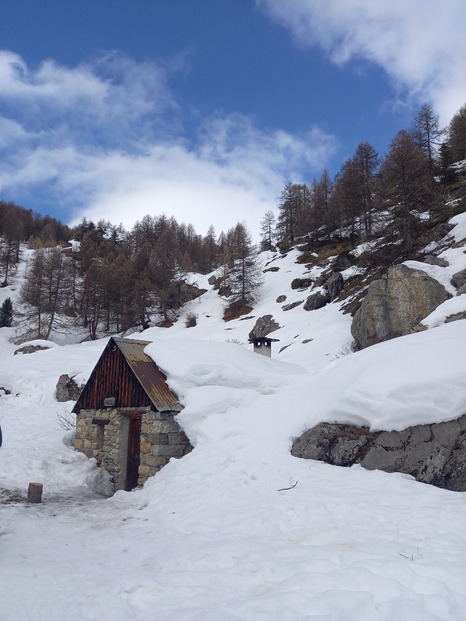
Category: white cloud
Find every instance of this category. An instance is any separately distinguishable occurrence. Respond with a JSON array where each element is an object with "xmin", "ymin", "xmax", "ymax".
[
  {"xmin": 257, "ymin": 0, "xmax": 466, "ymax": 123},
  {"xmin": 0, "ymin": 52, "xmax": 337, "ymax": 239}
]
